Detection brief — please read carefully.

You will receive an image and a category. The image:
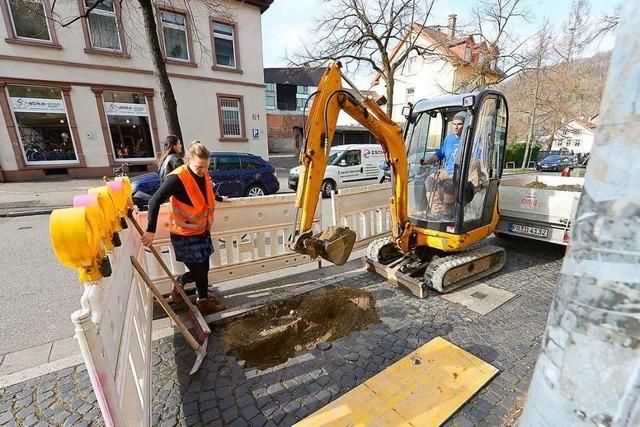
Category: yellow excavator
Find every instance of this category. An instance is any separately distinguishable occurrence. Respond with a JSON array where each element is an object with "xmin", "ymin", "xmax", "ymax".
[{"xmin": 289, "ymin": 62, "xmax": 508, "ymax": 297}]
